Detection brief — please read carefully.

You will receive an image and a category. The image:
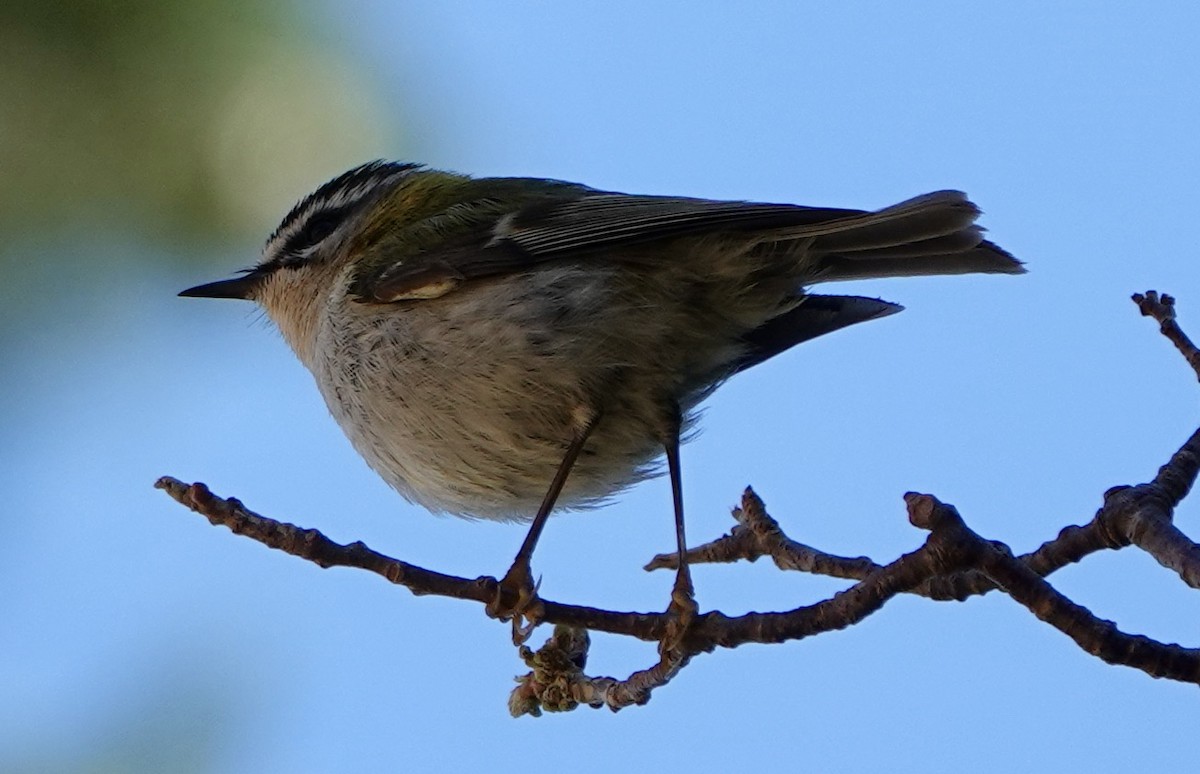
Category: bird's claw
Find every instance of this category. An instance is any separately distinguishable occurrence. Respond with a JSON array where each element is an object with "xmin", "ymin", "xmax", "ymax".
[
  {"xmin": 658, "ymin": 573, "xmax": 698, "ymax": 657},
  {"xmin": 488, "ymin": 561, "xmax": 544, "ymax": 645}
]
